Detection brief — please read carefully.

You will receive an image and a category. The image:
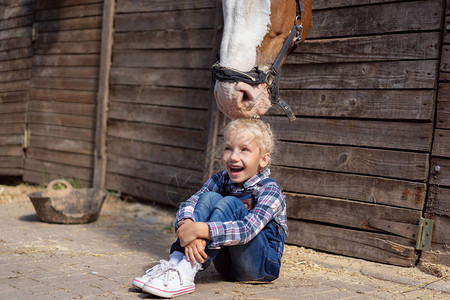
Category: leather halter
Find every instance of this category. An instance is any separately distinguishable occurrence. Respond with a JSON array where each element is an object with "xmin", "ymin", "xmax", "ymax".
[{"xmin": 212, "ymin": 0, "xmax": 305, "ymax": 122}]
